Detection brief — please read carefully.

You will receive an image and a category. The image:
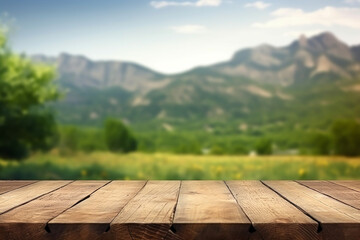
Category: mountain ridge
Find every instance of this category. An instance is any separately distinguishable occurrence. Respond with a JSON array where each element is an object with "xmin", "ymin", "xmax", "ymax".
[
  {"xmin": 32, "ymin": 32, "xmax": 360, "ymax": 90},
  {"xmin": 32, "ymin": 32, "xmax": 360, "ymax": 150},
  {"xmin": 32, "ymin": 52, "xmax": 167, "ymax": 93}
]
